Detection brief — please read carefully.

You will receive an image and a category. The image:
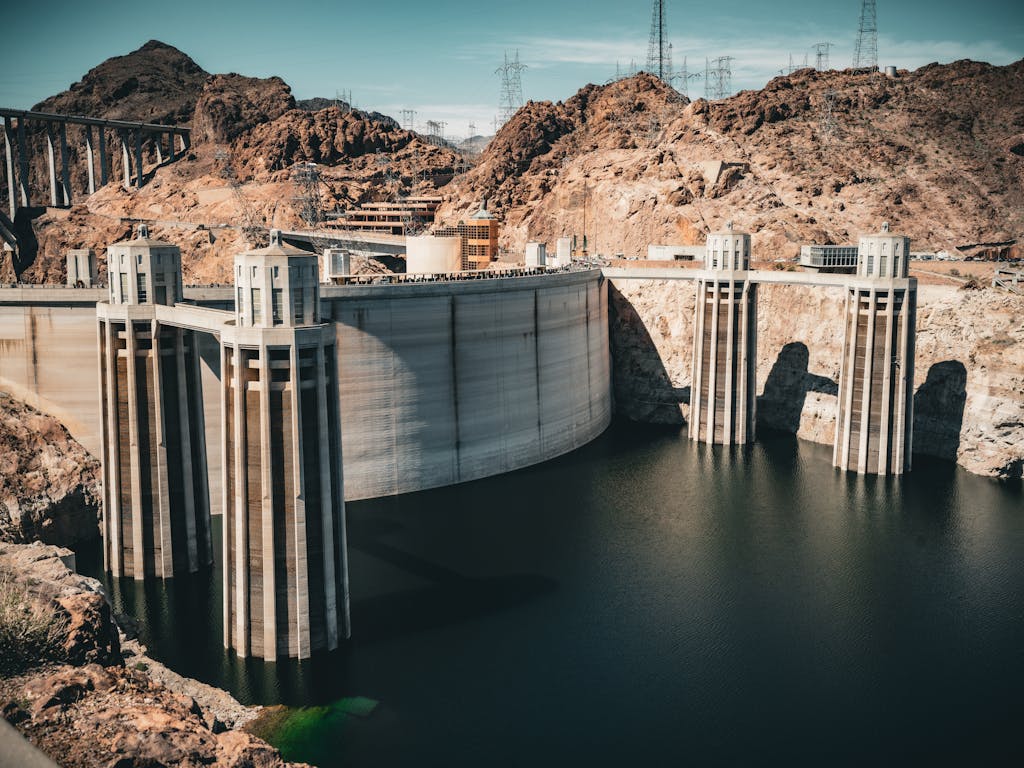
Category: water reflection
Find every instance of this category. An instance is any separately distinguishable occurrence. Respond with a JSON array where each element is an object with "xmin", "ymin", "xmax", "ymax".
[{"xmin": 80, "ymin": 422, "xmax": 1024, "ymax": 765}]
